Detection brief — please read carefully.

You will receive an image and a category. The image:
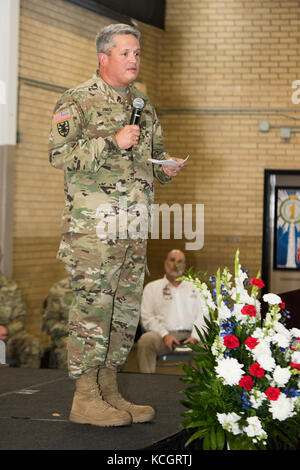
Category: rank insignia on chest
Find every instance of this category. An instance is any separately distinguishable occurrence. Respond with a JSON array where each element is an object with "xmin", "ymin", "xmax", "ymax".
[{"xmin": 57, "ymin": 120, "xmax": 70, "ymax": 137}]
